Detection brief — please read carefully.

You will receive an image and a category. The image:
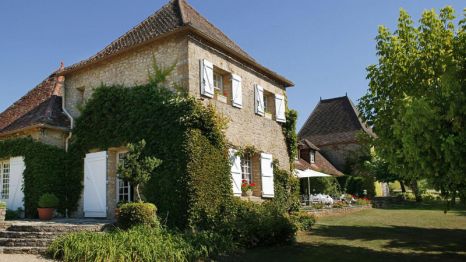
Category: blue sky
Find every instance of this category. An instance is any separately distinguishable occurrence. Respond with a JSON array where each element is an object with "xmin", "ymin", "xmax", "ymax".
[{"xmin": 0, "ymin": 0, "xmax": 463, "ymax": 129}]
